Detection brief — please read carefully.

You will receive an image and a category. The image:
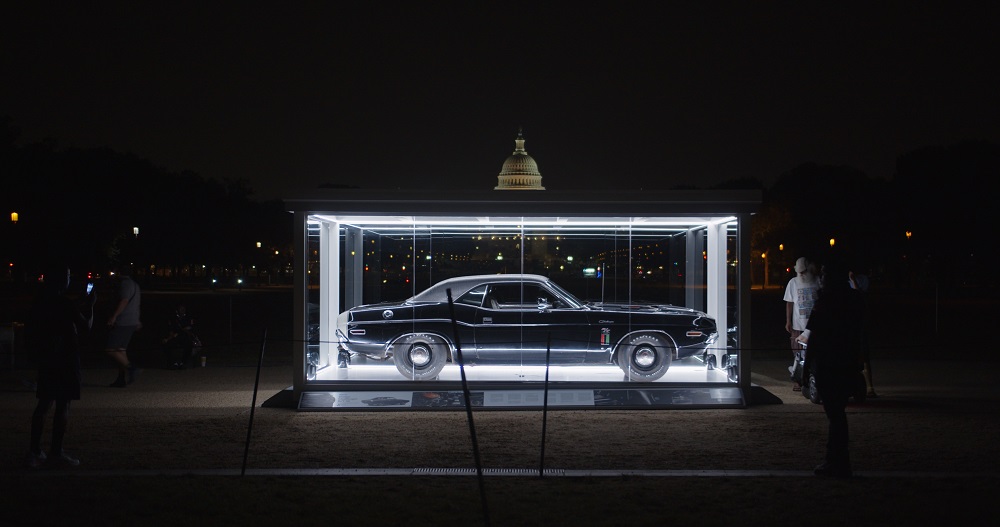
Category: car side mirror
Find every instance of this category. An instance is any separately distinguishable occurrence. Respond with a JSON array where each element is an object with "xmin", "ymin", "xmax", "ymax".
[{"xmin": 537, "ymin": 298, "xmax": 551, "ymax": 311}]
